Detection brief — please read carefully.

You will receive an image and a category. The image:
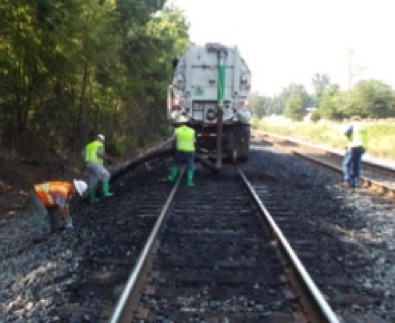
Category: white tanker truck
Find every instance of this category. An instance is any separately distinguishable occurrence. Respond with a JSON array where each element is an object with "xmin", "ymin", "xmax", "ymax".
[{"xmin": 167, "ymin": 43, "xmax": 252, "ymax": 166}]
